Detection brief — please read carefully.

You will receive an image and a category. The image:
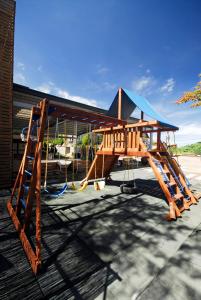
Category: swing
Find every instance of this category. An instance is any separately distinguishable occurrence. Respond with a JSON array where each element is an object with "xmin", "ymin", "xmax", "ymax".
[
  {"xmin": 78, "ymin": 124, "xmax": 91, "ymax": 191},
  {"xmin": 120, "ymin": 157, "xmax": 138, "ymax": 194},
  {"xmin": 70, "ymin": 121, "xmax": 78, "ymax": 190},
  {"xmin": 21, "ymin": 124, "xmax": 39, "ymax": 142},
  {"xmin": 94, "ymin": 132, "xmax": 105, "ymax": 191},
  {"xmin": 43, "ymin": 118, "xmax": 68, "ymax": 197}
]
